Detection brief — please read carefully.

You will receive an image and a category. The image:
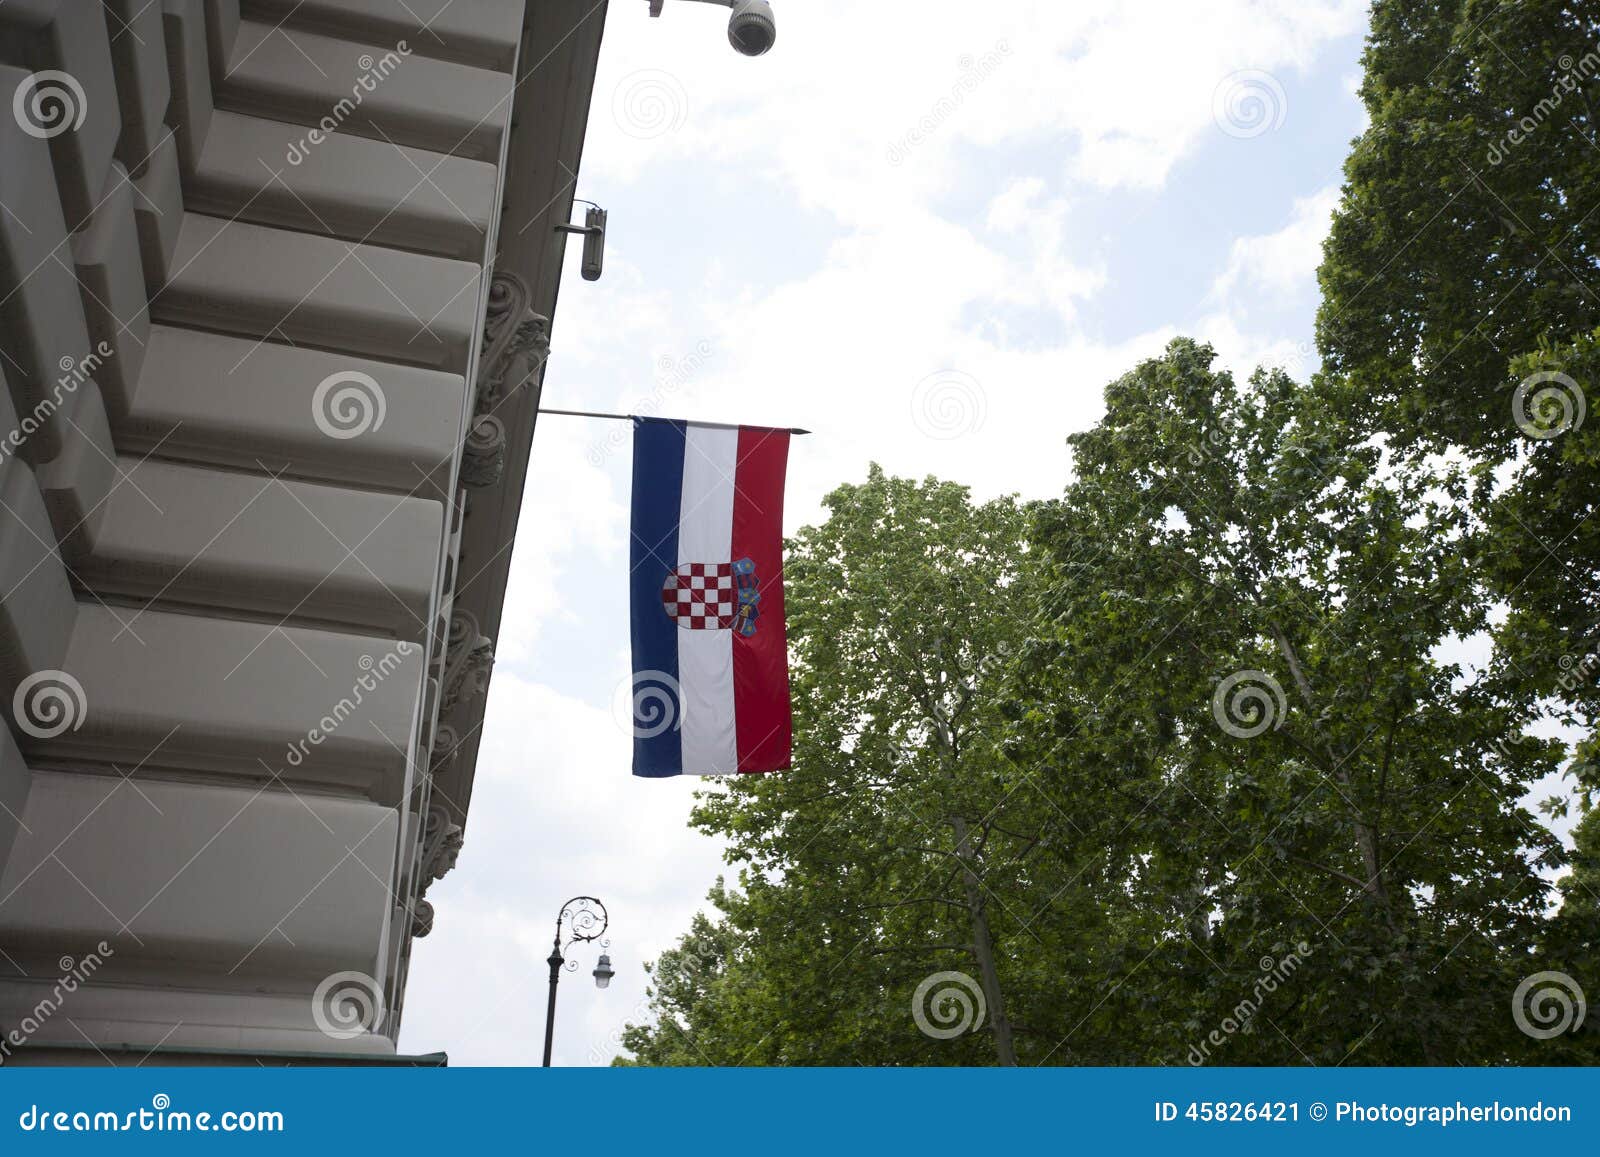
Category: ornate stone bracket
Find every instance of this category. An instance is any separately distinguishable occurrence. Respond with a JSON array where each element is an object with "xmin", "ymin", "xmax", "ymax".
[
  {"xmin": 411, "ymin": 800, "xmax": 464, "ymax": 938},
  {"xmin": 461, "ymin": 271, "xmax": 549, "ymax": 490},
  {"xmin": 411, "ymin": 898, "xmax": 435, "ymax": 938},
  {"xmin": 459, "ymin": 413, "xmax": 507, "ymax": 488},
  {"xmin": 440, "ymin": 609, "xmax": 493, "ymax": 714},
  {"xmin": 477, "ymin": 271, "xmax": 550, "ymax": 411},
  {"xmin": 420, "ymin": 802, "xmax": 464, "ymax": 890},
  {"xmin": 409, "ymin": 732, "xmax": 463, "ymax": 939},
  {"xmin": 429, "ymin": 722, "xmax": 461, "ymax": 783}
]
